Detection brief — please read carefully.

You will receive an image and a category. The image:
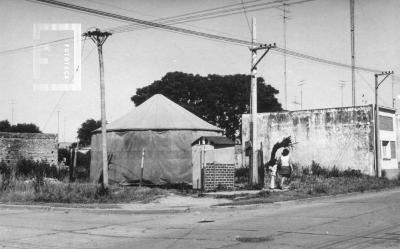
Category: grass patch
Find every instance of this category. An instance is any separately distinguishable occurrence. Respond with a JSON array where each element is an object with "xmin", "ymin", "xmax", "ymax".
[
  {"xmin": 0, "ymin": 178, "xmax": 168, "ymax": 204},
  {"xmin": 0, "ymin": 158, "xmax": 169, "ymax": 204},
  {"xmin": 227, "ymin": 162, "xmax": 400, "ymax": 206}
]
